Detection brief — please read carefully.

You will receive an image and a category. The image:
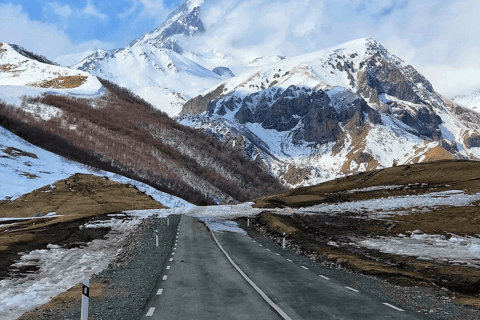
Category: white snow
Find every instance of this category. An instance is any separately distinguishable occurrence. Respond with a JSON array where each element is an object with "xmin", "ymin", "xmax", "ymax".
[
  {"xmin": 199, "ymin": 217, "xmax": 246, "ymax": 234},
  {"xmin": 359, "ymin": 233, "xmax": 480, "ymax": 268},
  {"xmin": 298, "ymin": 190, "xmax": 480, "ymax": 218}
]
